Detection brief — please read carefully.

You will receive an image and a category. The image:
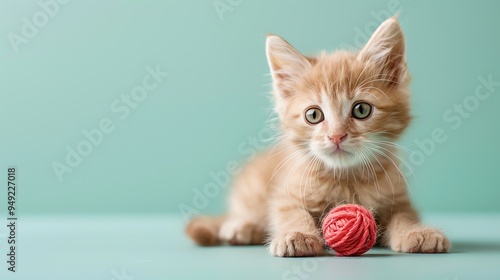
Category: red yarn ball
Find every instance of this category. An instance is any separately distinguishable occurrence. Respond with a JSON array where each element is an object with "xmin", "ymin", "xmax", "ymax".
[{"xmin": 322, "ymin": 204, "xmax": 377, "ymax": 256}]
